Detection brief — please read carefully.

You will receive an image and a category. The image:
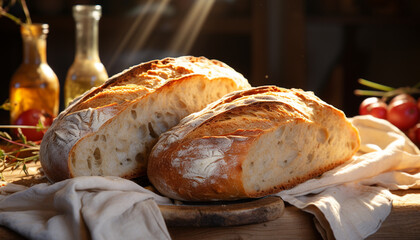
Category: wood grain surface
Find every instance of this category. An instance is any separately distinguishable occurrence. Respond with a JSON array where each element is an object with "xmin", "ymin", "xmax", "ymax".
[
  {"xmin": 367, "ymin": 189, "xmax": 420, "ymax": 240},
  {"xmin": 168, "ymin": 205, "xmax": 322, "ymax": 240}
]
